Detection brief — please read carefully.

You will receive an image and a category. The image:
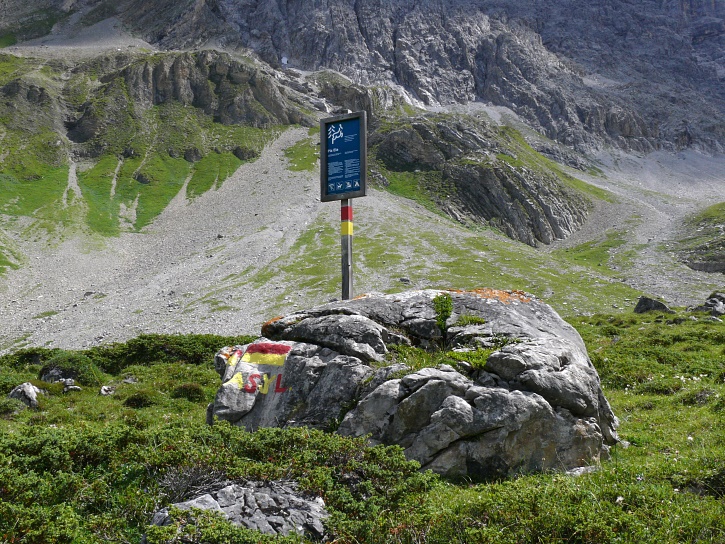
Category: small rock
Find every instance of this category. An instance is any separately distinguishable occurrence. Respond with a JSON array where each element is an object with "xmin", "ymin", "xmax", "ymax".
[
  {"xmin": 8, "ymin": 383, "xmax": 44, "ymax": 408},
  {"xmin": 634, "ymin": 296, "xmax": 674, "ymax": 314}
]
